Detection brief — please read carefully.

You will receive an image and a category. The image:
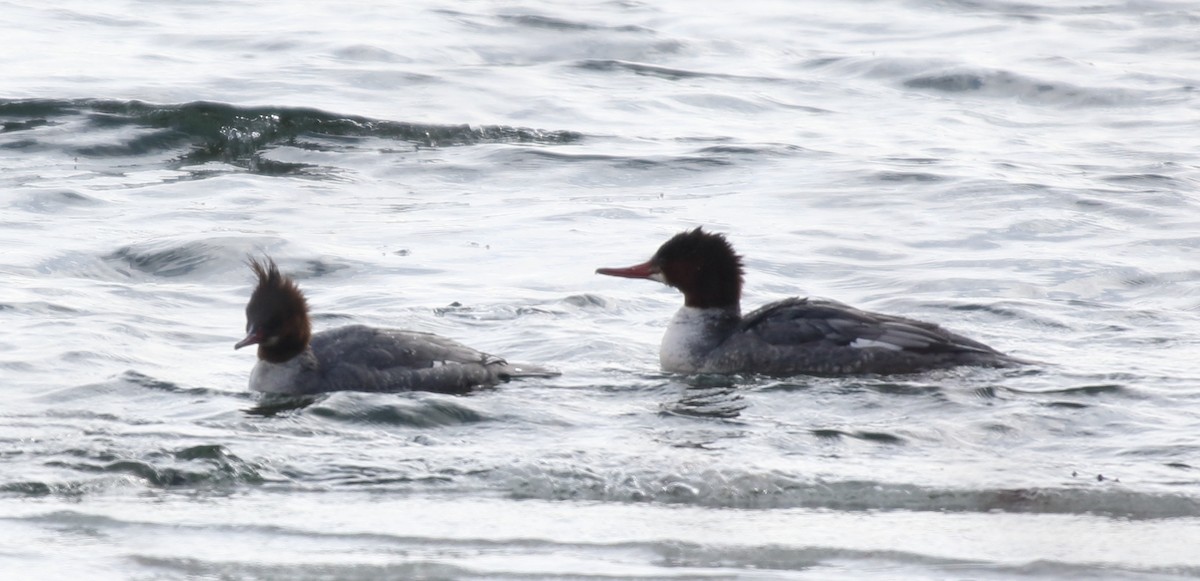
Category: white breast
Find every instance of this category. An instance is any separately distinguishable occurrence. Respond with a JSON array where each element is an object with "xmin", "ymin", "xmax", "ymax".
[
  {"xmin": 659, "ymin": 306, "xmax": 729, "ymax": 373},
  {"xmin": 249, "ymin": 357, "xmax": 308, "ymax": 394}
]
